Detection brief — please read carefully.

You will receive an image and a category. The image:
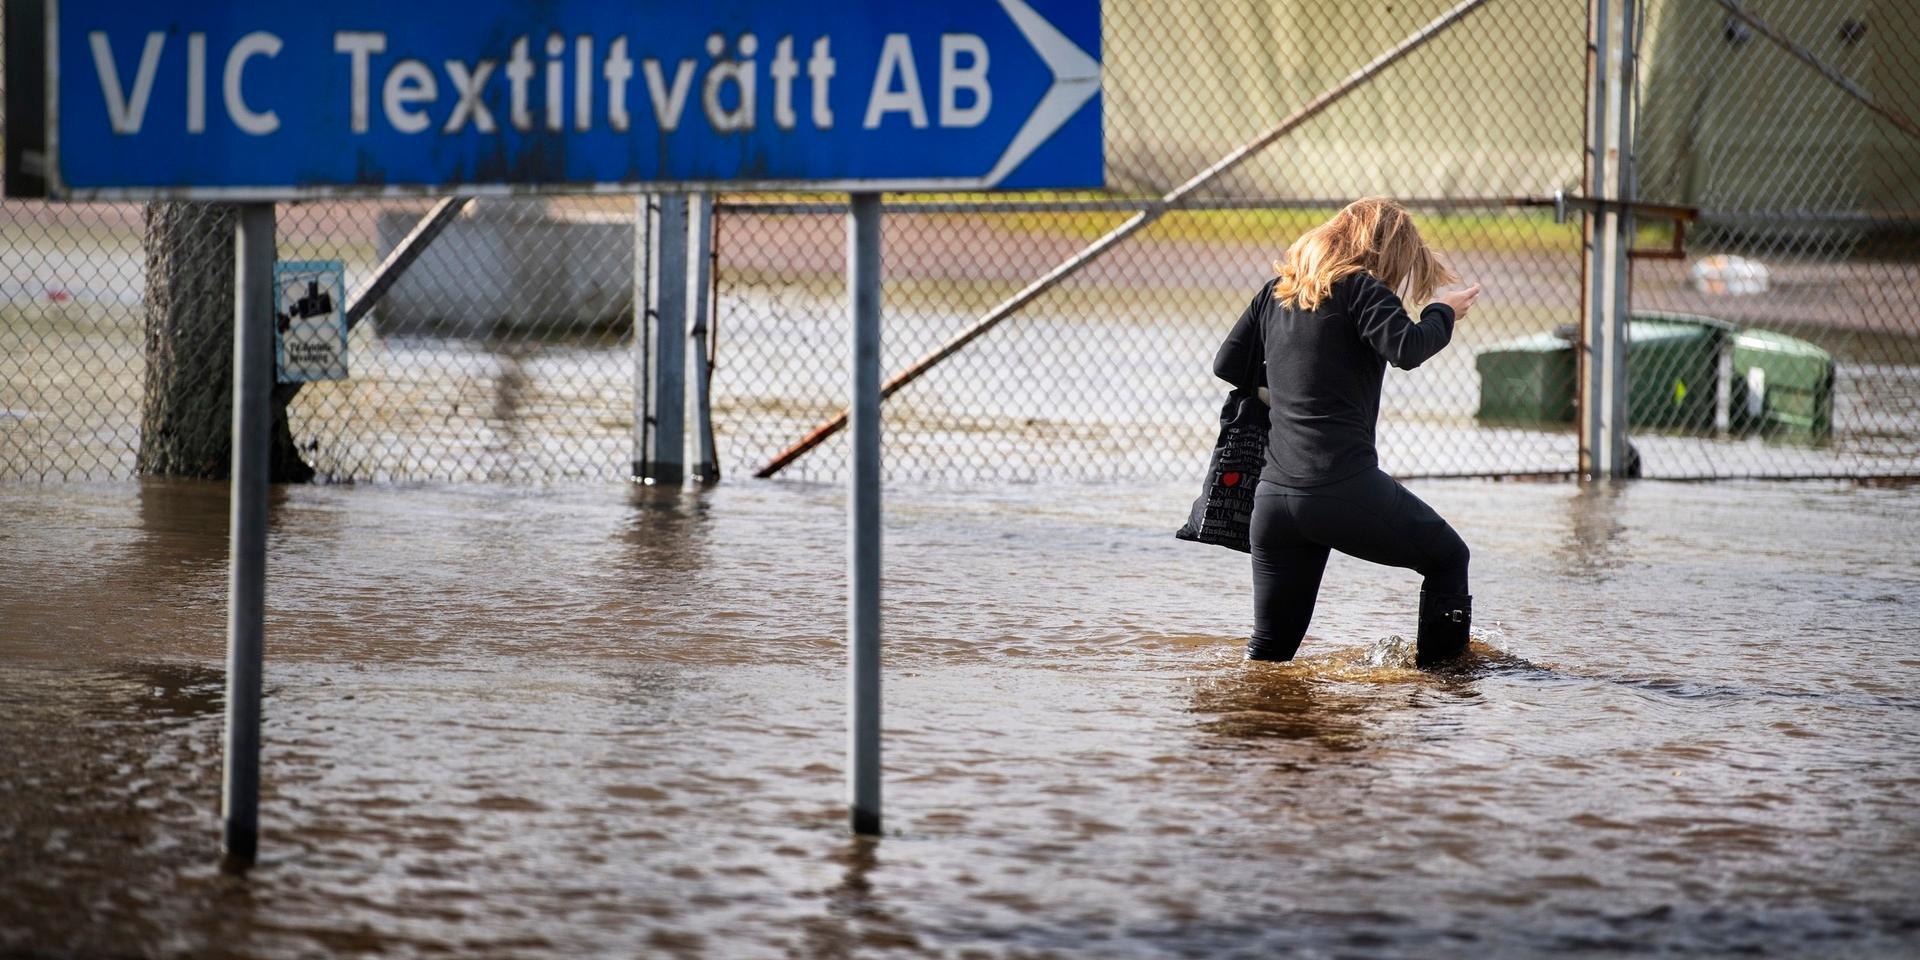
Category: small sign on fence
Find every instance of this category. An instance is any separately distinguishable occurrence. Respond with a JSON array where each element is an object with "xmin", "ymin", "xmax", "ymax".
[{"xmin": 274, "ymin": 260, "xmax": 348, "ymax": 383}]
